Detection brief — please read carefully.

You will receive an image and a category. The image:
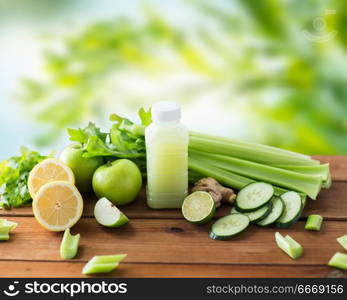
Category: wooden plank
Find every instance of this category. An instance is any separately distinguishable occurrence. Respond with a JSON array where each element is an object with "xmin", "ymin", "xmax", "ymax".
[
  {"xmin": 313, "ymin": 155, "xmax": 347, "ymax": 181},
  {"xmin": 1, "ymin": 217, "xmax": 345, "ymax": 265},
  {"xmin": 0, "ymin": 261, "xmax": 344, "ymax": 278},
  {"xmin": 2, "ymin": 181, "xmax": 347, "ymax": 220}
]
